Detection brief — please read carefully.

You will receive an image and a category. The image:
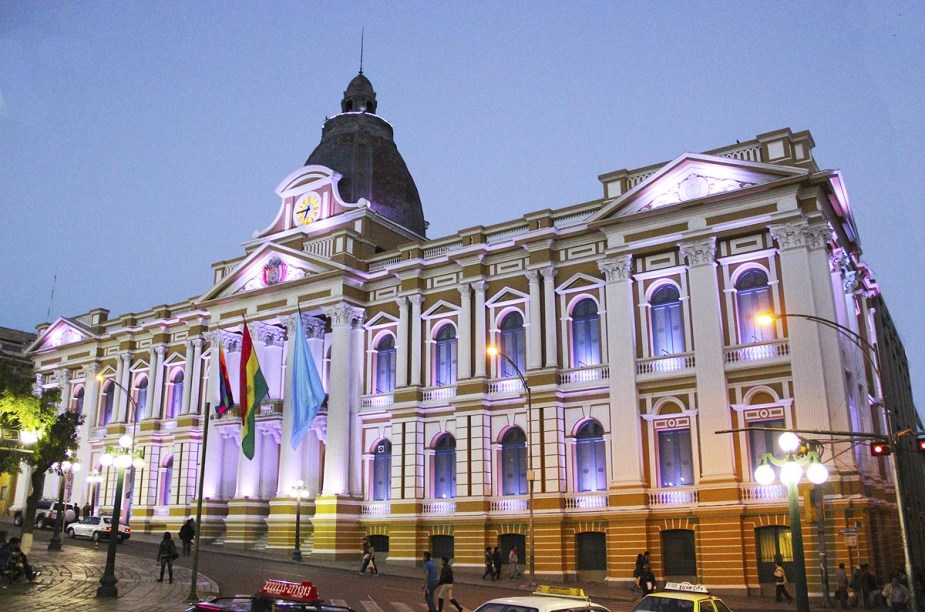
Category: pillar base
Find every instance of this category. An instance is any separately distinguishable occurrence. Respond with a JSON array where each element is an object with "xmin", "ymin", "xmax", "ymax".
[{"xmin": 309, "ymin": 495, "xmax": 363, "ymax": 561}]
